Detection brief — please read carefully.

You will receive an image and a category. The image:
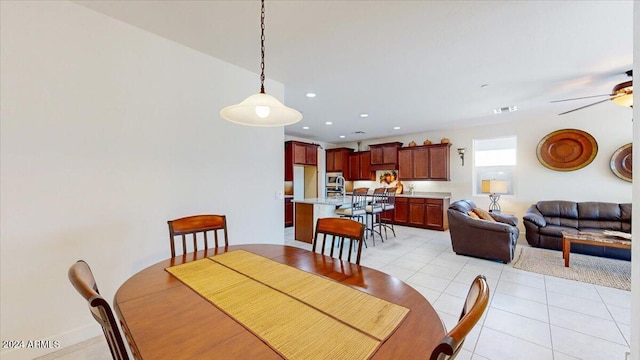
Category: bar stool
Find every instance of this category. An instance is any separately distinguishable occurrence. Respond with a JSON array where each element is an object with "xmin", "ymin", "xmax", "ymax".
[
  {"xmin": 366, "ymin": 188, "xmax": 386, "ymax": 245},
  {"xmin": 380, "ymin": 187, "xmax": 397, "ymax": 239},
  {"xmin": 335, "ymin": 188, "xmax": 369, "ymax": 246}
]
